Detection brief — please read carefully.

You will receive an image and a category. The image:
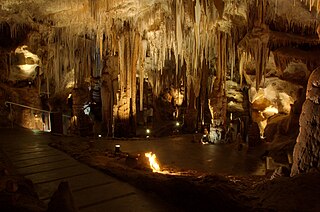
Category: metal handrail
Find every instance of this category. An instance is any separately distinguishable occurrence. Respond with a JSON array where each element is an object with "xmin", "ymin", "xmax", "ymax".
[
  {"xmin": 5, "ymin": 101, "xmax": 51, "ymax": 113},
  {"xmin": 5, "ymin": 101, "xmax": 52, "ymax": 131}
]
